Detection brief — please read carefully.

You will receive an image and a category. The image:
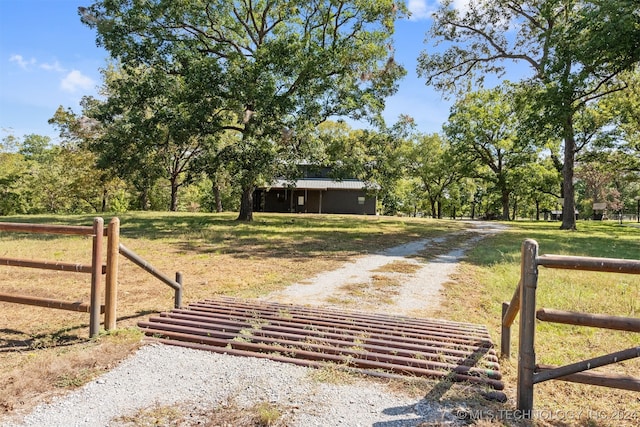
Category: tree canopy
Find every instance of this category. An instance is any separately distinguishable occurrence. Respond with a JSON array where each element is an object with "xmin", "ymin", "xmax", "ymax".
[
  {"xmin": 81, "ymin": 0, "xmax": 407, "ymax": 220},
  {"xmin": 418, "ymin": 0, "xmax": 640, "ymax": 229}
]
